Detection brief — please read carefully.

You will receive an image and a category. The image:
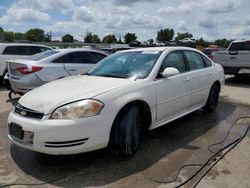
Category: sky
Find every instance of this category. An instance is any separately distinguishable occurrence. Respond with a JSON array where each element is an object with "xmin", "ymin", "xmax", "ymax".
[{"xmin": 0, "ymin": 0, "xmax": 250, "ymax": 42}]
